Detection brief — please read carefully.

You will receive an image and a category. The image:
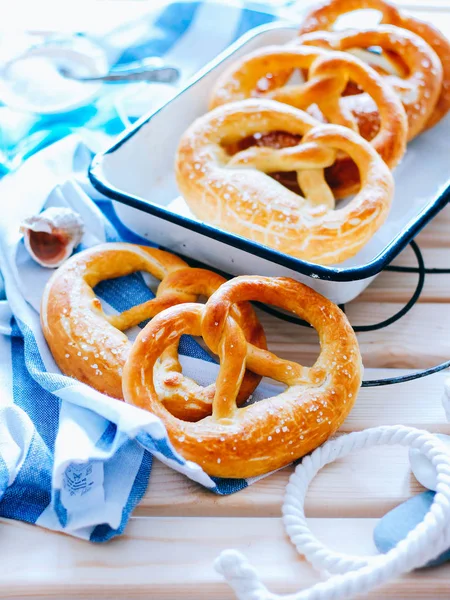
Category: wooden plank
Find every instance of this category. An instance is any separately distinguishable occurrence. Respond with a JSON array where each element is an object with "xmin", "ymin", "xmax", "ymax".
[
  {"xmin": 416, "ymin": 204, "xmax": 450, "ymax": 249},
  {"xmin": 257, "ymin": 302, "xmax": 450, "ymax": 369},
  {"xmin": 359, "ymin": 248, "xmax": 450, "ymax": 303},
  {"xmin": 343, "ymin": 368, "xmax": 448, "ymax": 430},
  {"xmin": 349, "ymin": 303, "xmax": 450, "ymax": 369},
  {"xmin": 141, "ymin": 445, "xmax": 425, "ymax": 518},
  {"xmin": 137, "ymin": 368, "xmax": 448, "ymax": 518},
  {"xmin": 0, "ymin": 516, "xmax": 449, "ymax": 599}
]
